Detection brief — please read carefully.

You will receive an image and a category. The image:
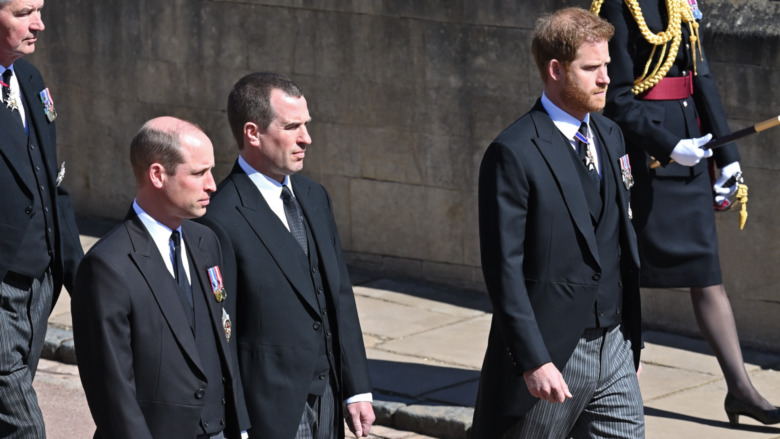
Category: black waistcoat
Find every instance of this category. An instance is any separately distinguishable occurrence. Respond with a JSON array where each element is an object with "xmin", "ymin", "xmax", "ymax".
[
  {"xmin": 189, "ymin": 256, "xmax": 227, "ymax": 435},
  {"xmin": 298, "ymin": 220, "xmax": 339, "ymax": 396},
  {"xmin": 8, "ymin": 97, "xmax": 54, "ymax": 278},
  {"xmin": 565, "ymin": 131, "xmax": 623, "ymax": 328}
]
